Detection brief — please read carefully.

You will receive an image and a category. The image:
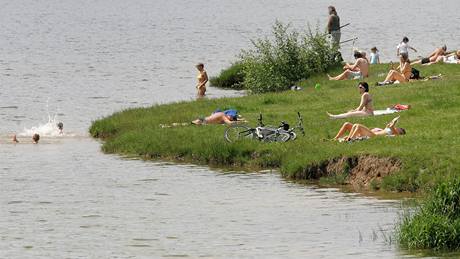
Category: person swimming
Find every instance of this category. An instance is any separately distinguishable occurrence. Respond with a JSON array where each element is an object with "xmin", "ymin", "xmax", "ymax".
[
  {"xmin": 12, "ymin": 133, "xmax": 40, "ymax": 144},
  {"xmin": 57, "ymin": 122, "xmax": 64, "ymax": 134}
]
